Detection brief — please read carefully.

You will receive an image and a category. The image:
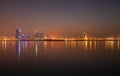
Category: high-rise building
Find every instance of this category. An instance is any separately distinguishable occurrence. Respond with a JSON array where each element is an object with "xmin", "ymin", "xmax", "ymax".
[
  {"xmin": 40, "ymin": 33, "xmax": 44, "ymax": 39},
  {"xmin": 16, "ymin": 27, "xmax": 21, "ymax": 39},
  {"xmin": 34, "ymin": 30, "xmax": 39, "ymax": 38}
]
